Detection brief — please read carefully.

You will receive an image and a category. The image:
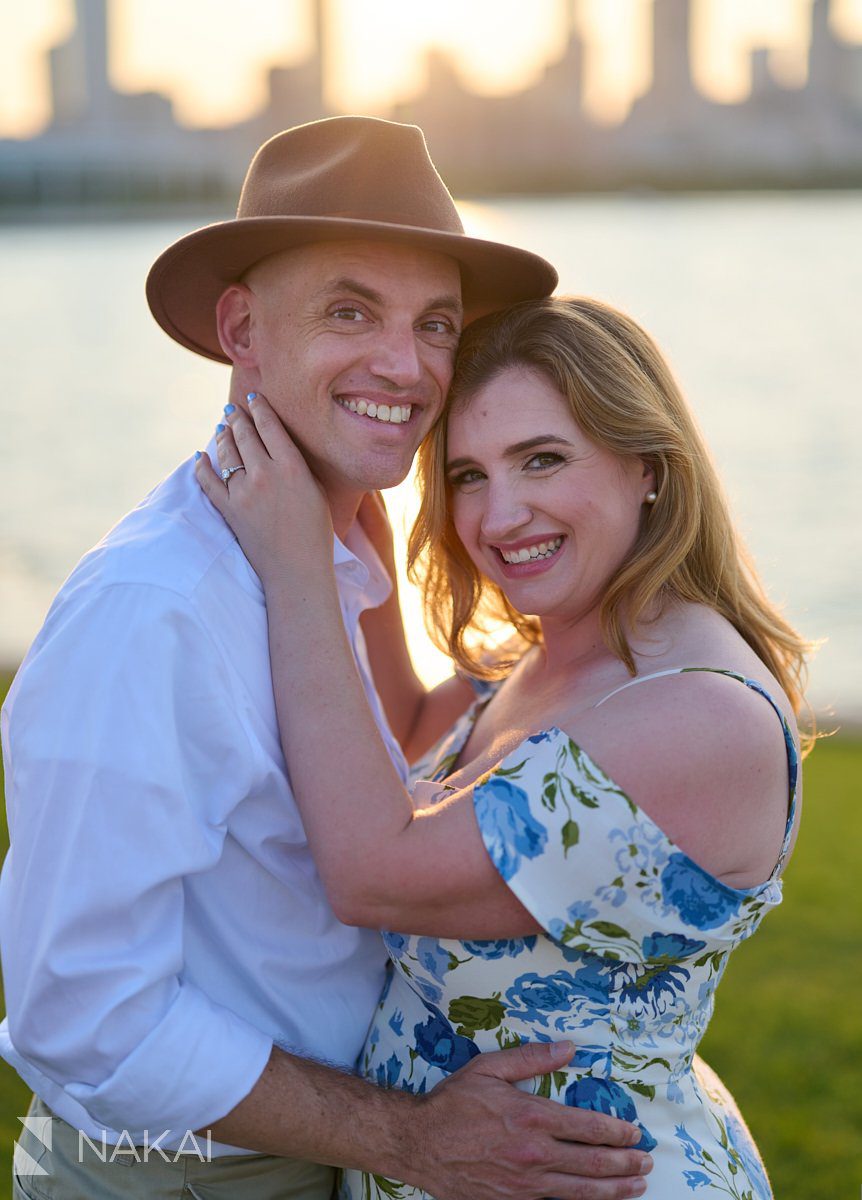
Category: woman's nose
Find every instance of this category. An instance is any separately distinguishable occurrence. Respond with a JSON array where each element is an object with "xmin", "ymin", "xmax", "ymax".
[{"xmin": 479, "ymin": 484, "xmax": 532, "ymax": 542}]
